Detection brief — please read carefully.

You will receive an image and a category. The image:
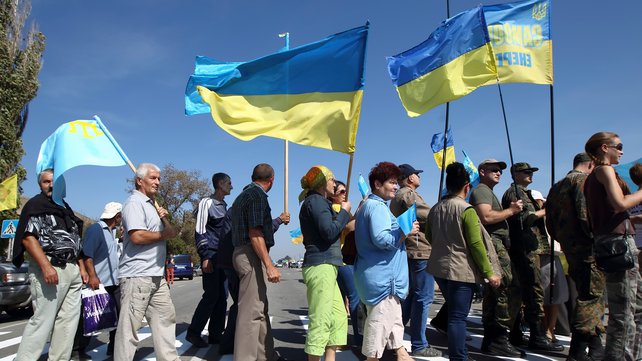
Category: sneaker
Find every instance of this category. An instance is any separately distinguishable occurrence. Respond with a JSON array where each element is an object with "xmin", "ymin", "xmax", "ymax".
[
  {"xmin": 185, "ymin": 332, "xmax": 209, "ymax": 348},
  {"xmin": 412, "ymin": 347, "xmax": 443, "ymax": 357}
]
